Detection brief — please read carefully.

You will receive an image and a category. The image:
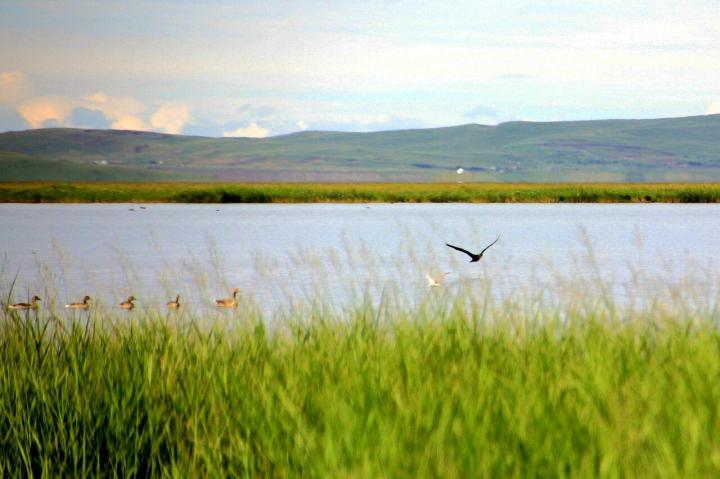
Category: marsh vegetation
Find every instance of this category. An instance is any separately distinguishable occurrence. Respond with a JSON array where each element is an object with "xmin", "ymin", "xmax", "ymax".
[
  {"xmin": 4, "ymin": 181, "xmax": 720, "ymax": 203},
  {"xmin": 3, "ymin": 234, "xmax": 720, "ymax": 476}
]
